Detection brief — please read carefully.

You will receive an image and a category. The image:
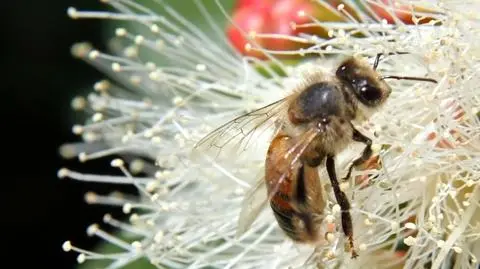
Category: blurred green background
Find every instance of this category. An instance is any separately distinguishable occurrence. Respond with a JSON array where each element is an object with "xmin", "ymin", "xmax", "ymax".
[
  {"xmin": 114, "ymin": 0, "xmax": 235, "ymax": 84},
  {"xmin": 2, "ymin": 1, "xmax": 234, "ymax": 269}
]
